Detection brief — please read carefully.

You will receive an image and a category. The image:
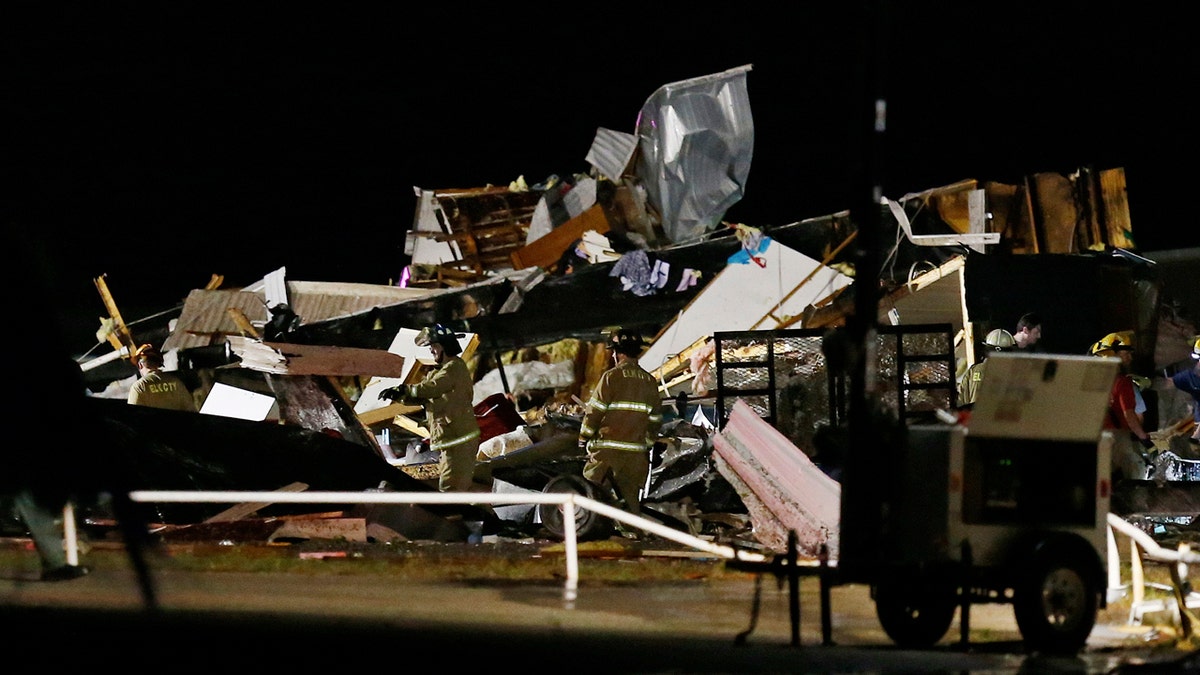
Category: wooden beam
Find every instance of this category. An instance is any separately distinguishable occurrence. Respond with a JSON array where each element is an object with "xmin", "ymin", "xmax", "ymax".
[
  {"xmin": 510, "ymin": 203, "xmax": 610, "ymax": 271},
  {"xmin": 358, "ymin": 402, "xmax": 424, "ymax": 427},
  {"xmin": 1100, "ymin": 167, "xmax": 1135, "ymax": 249},
  {"xmin": 393, "ymin": 414, "xmax": 429, "ymax": 439},
  {"xmin": 262, "ymin": 342, "xmax": 408, "ymax": 378},
  {"xmin": 649, "ymin": 335, "xmax": 712, "ymax": 383},
  {"xmin": 203, "ymin": 482, "xmax": 309, "ymax": 523},
  {"xmin": 226, "ymin": 307, "xmax": 261, "ymax": 338},
  {"xmin": 93, "ymin": 274, "xmax": 137, "ymax": 355}
]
